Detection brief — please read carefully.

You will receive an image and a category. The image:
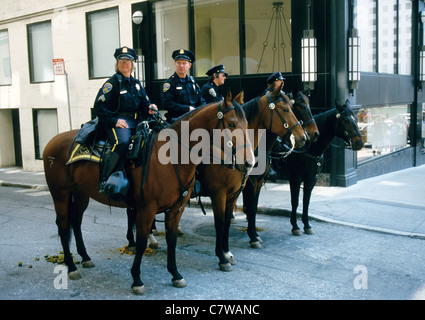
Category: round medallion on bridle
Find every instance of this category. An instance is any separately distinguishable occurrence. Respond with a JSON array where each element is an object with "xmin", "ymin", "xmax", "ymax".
[
  {"xmin": 217, "ymin": 111, "xmax": 224, "ymax": 119},
  {"xmin": 269, "ymin": 103, "xmax": 275, "ymax": 110}
]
